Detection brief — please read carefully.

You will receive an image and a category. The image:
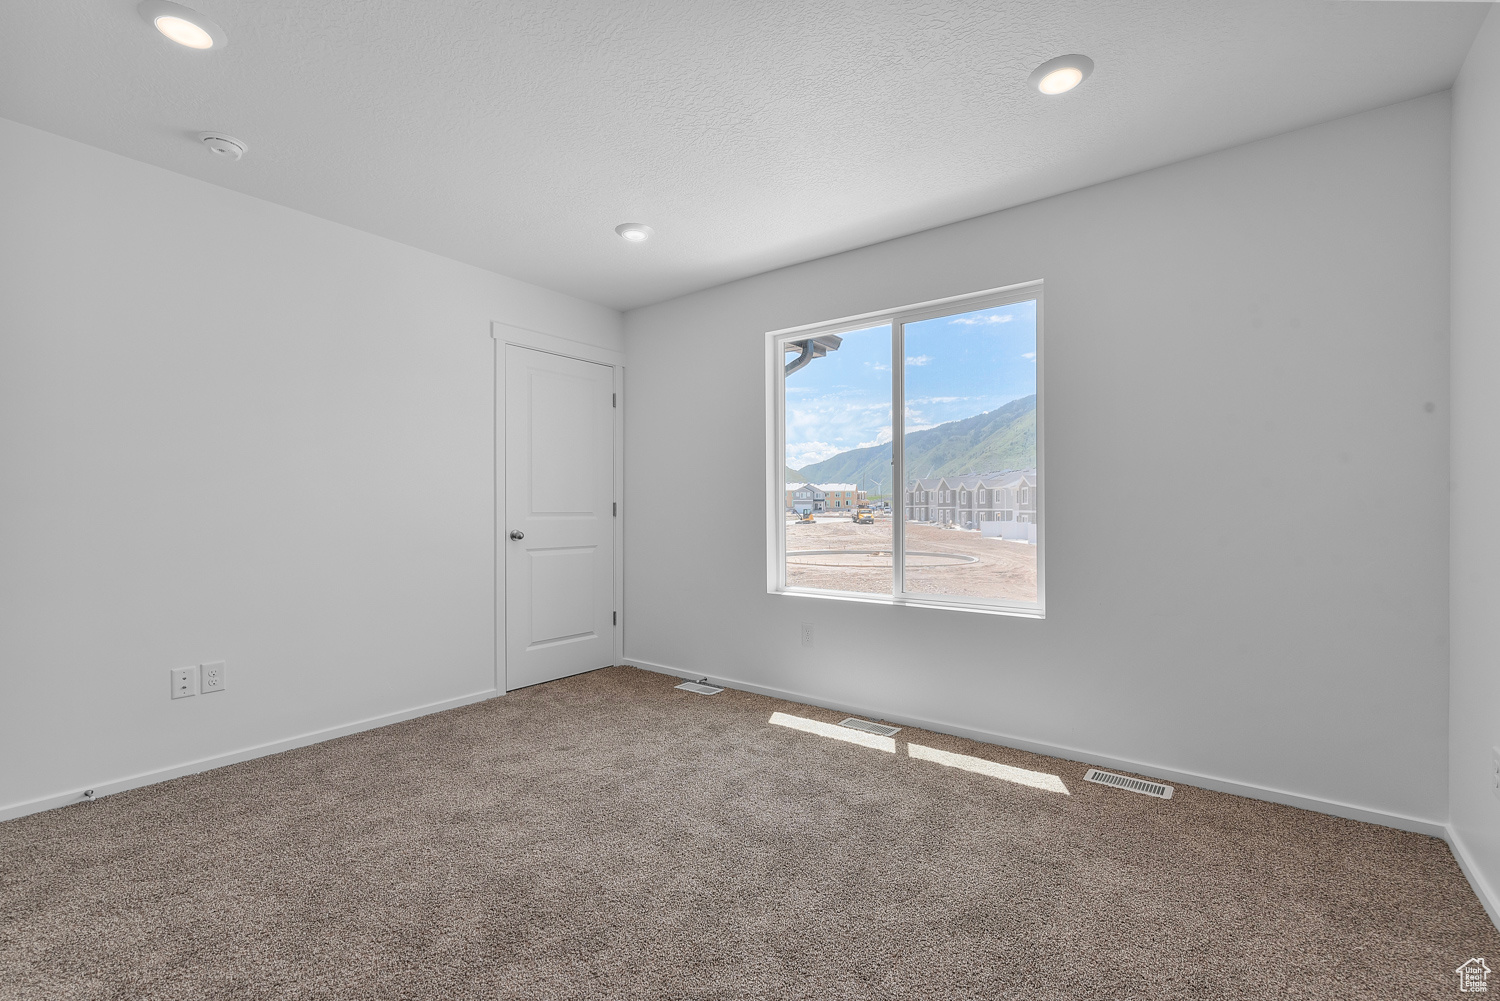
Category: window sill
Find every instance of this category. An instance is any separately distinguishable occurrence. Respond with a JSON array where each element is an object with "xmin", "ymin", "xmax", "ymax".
[{"xmin": 770, "ymin": 587, "xmax": 1044, "ymax": 619}]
